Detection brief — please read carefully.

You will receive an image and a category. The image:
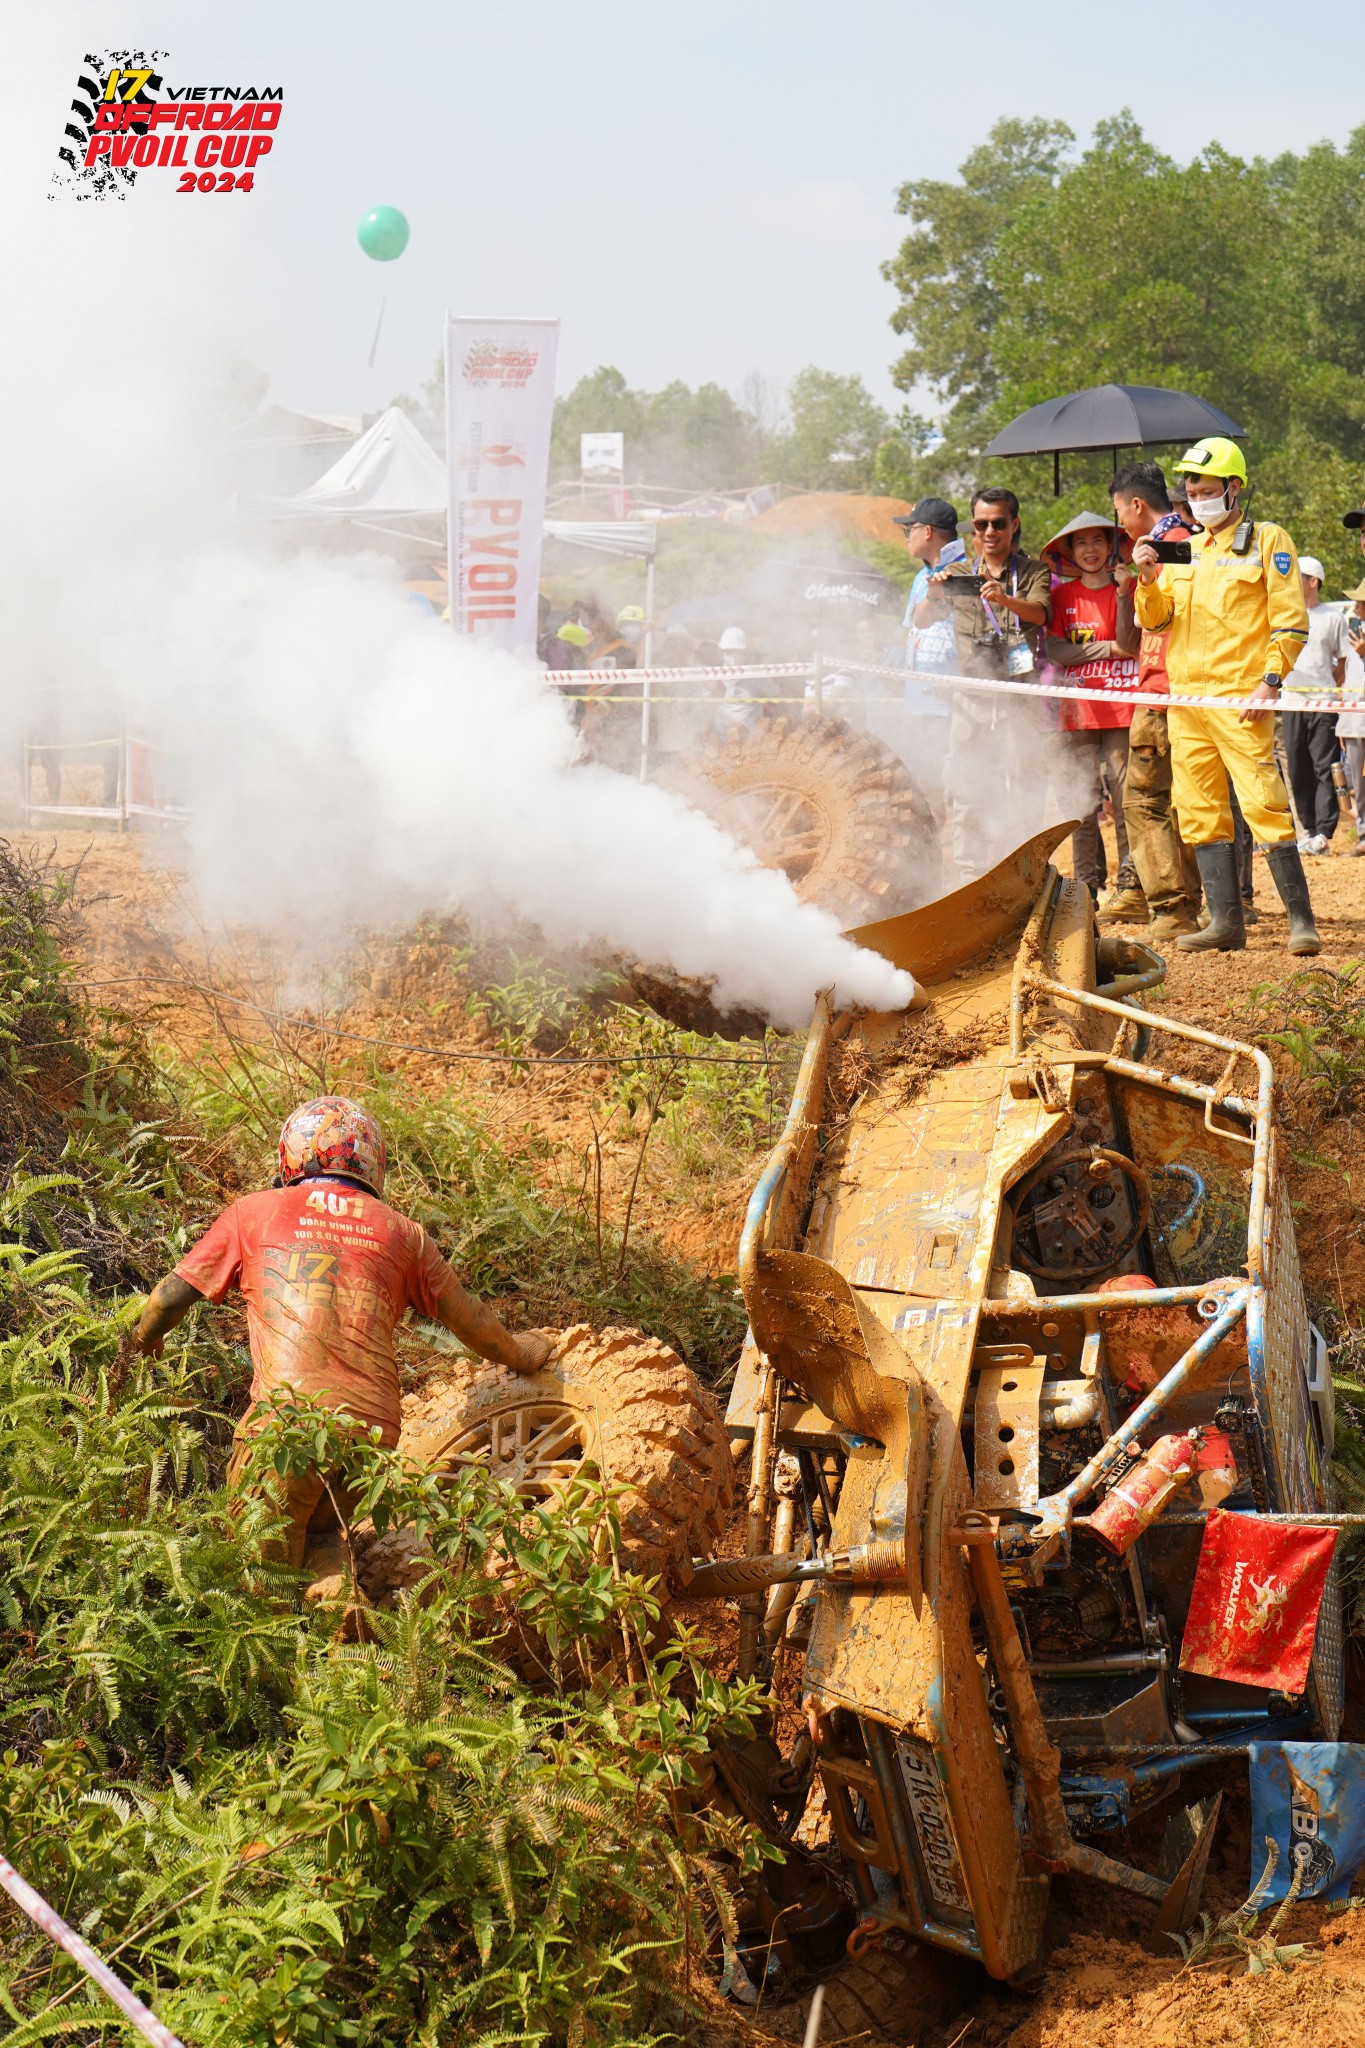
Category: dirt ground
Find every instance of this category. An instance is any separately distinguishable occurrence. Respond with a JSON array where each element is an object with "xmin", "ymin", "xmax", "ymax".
[
  {"xmin": 17, "ymin": 818, "xmax": 1365, "ymax": 2048},
  {"xmin": 27, "ymin": 816, "xmax": 1365, "ymax": 1315}
]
